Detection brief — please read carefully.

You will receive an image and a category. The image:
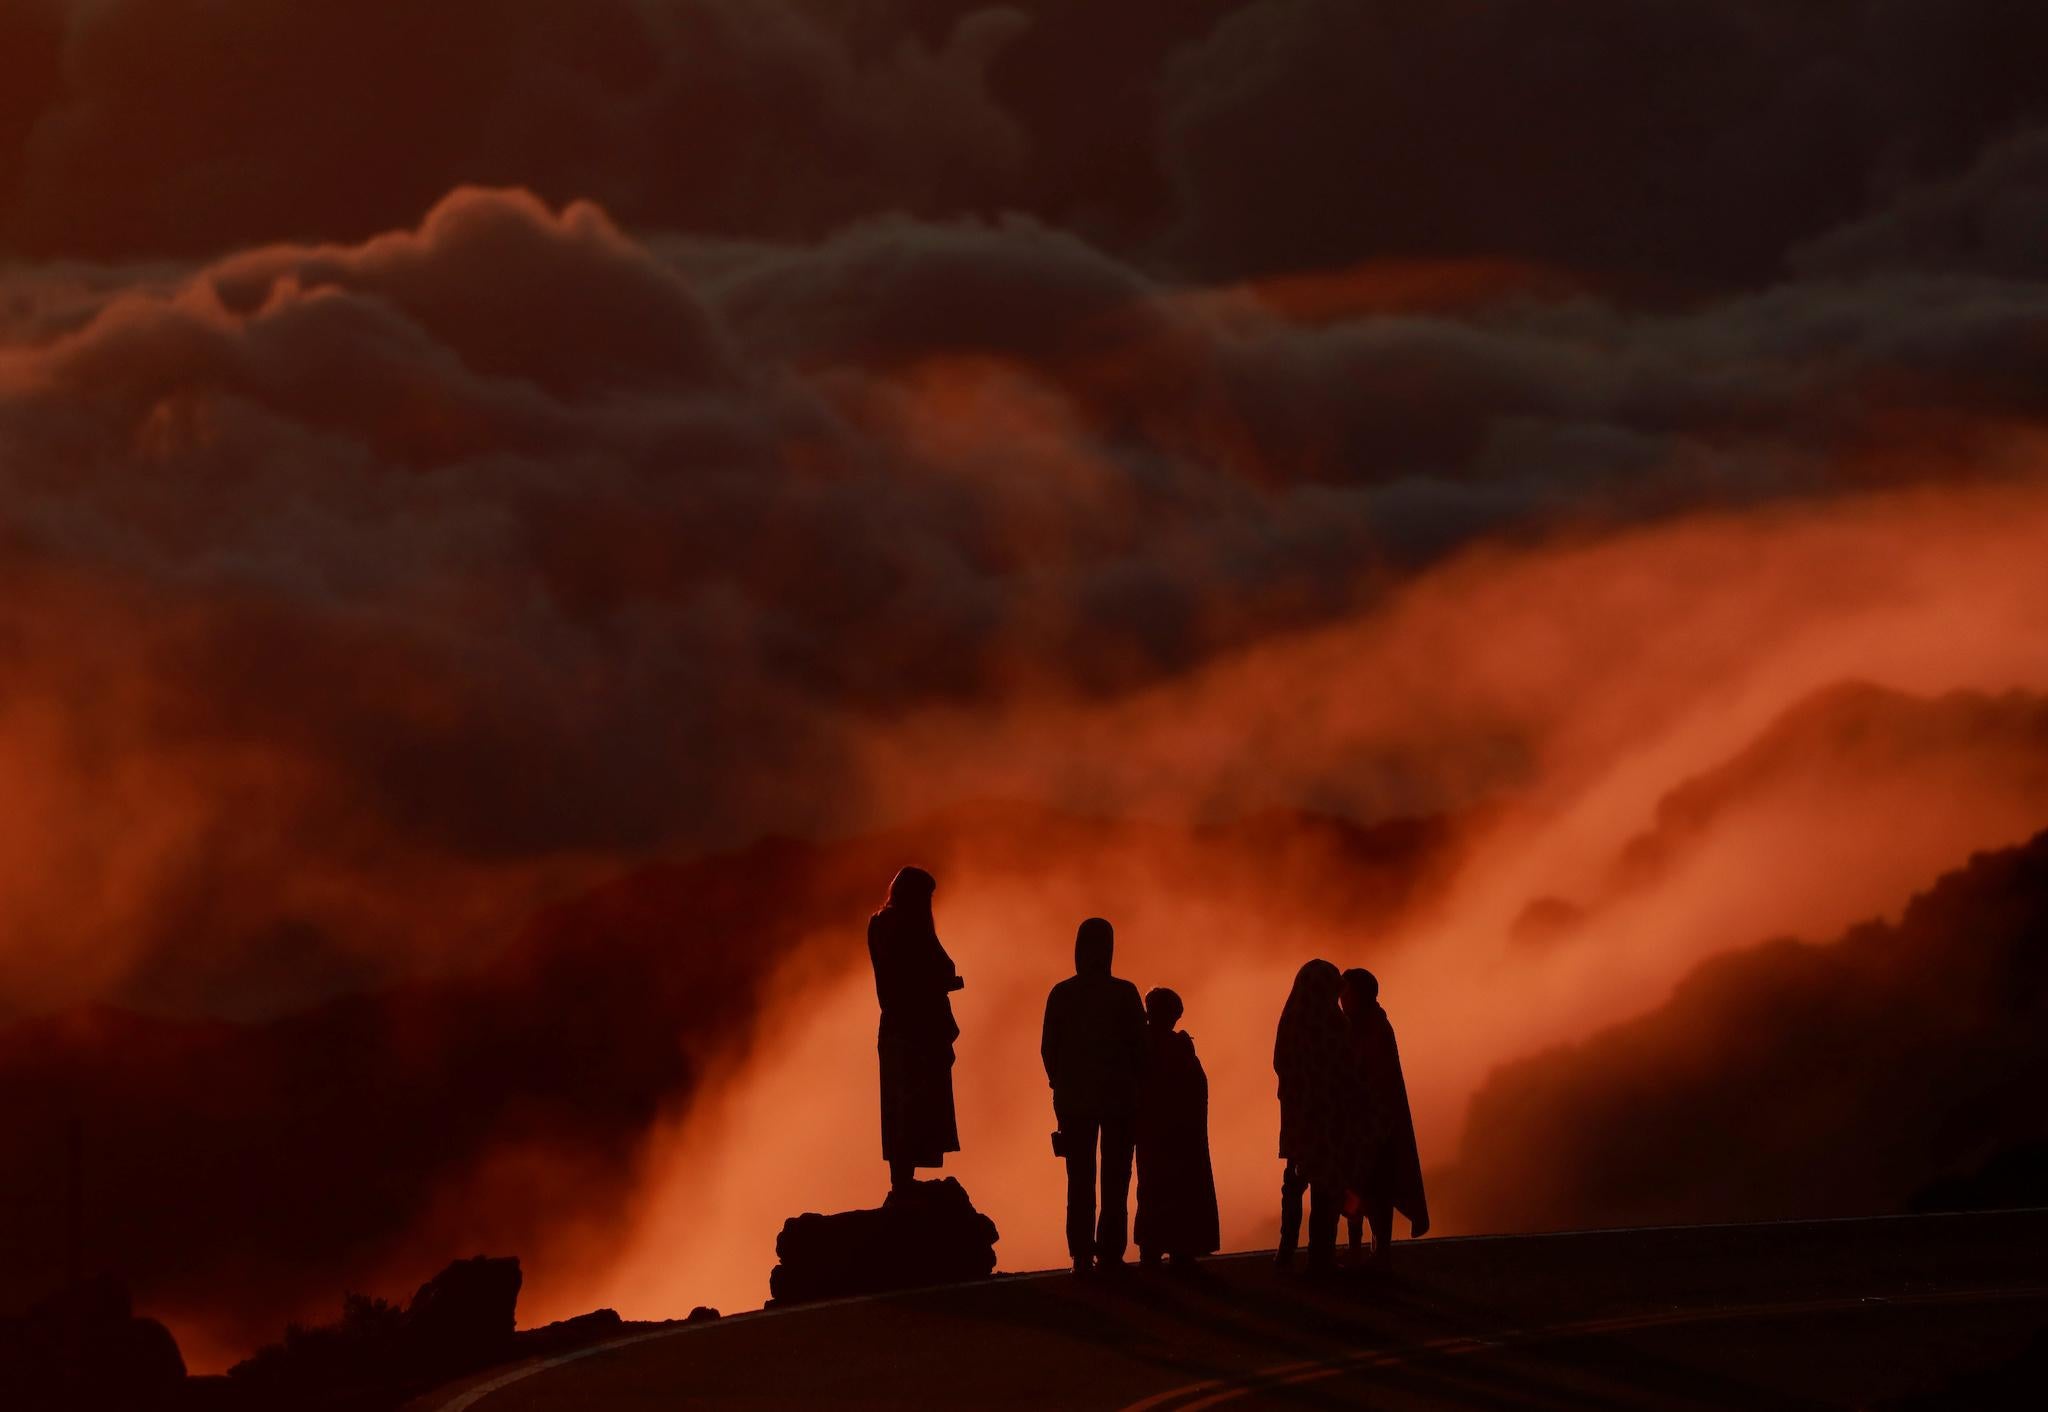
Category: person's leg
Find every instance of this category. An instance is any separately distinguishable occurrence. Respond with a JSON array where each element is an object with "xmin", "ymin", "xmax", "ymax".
[
  {"xmin": 889, "ymin": 1158, "xmax": 916, "ymax": 1193},
  {"xmin": 1306, "ymin": 1179, "xmax": 1340, "ymax": 1272},
  {"xmin": 1366, "ymin": 1192, "xmax": 1395, "ymax": 1257},
  {"xmin": 1063, "ymin": 1113, "xmax": 1100, "ymax": 1268},
  {"xmin": 1096, "ymin": 1111, "xmax": 1135, "ymax": 1265},
  {"xmin": 1276, "ymin": 1162, "xmax": 1307, "ymax": 1266}
]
